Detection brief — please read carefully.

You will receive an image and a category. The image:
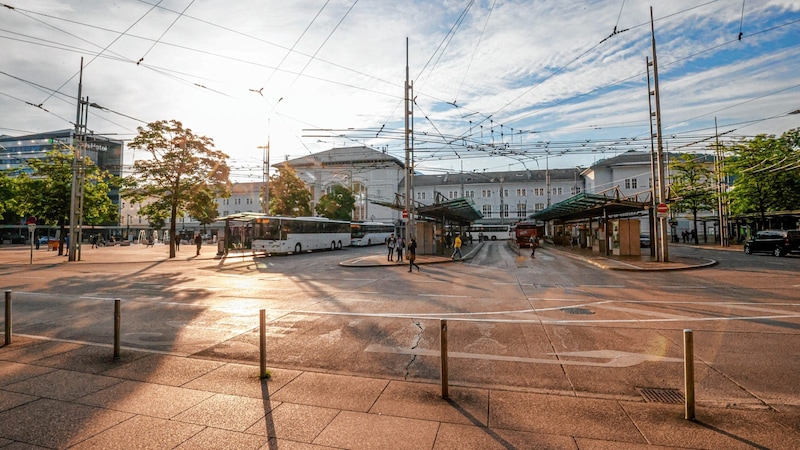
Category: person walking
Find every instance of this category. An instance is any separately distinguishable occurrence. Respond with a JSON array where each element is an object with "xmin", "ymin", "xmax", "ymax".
[
  {"xmin": 395, "ymin": 236, "xmax": 404, "ymax": 262},
  {"xmin": 387, "ymin": 233, "xmax": 396, "ymax": 261},
  {"xmin": 570, "ymin": 225, "xmax": 580, "ymax": 250},
  {"xmin": 194, "ymin": 233, "xmax": 202, "ymax": 256},
  {"xmin": 408, "ymin": 238, "xmax": 420, "ymax": 272},
  {"xmin": 175, "ymin": 235, "xmax": 180, "ymax": 251},
  {"xmin": 451, "ymin": 234, "xmax": 462, "ymax": 260},
  {"xmin": 530, "ymin": 235, "xmax": 539, "ymax": 258}
]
